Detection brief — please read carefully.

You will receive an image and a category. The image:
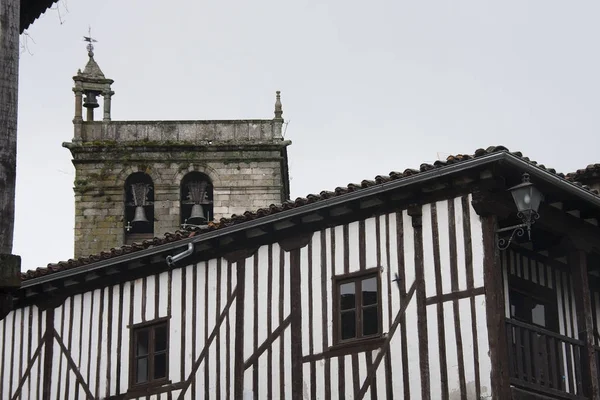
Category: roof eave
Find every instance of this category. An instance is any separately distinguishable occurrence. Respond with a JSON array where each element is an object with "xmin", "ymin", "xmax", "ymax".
[{"xmin": 20, "ymin": 151, "xmax": 600, "ymax": 289}]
